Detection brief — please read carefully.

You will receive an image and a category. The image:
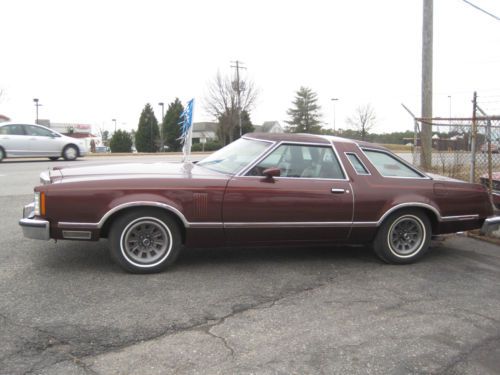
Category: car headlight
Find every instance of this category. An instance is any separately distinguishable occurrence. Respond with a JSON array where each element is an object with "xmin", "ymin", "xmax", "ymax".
[{"xmin": 34, "ymin": 192, "xmax": 46, "ymax": 216}]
